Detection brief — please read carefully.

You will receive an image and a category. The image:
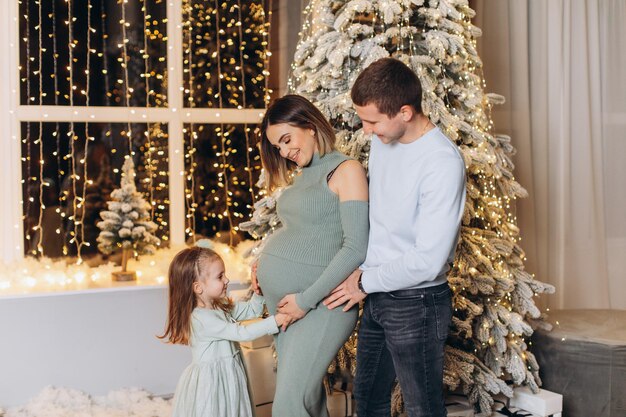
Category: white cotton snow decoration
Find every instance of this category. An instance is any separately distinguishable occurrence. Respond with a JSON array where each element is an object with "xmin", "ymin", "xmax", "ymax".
[
  {"xmin": 3, "ymin": 386, "xmax": 172, "ymax": 417},
  {"xmin": 0, "ymin": 239, "xmax": 254, "ymax": 296}
]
